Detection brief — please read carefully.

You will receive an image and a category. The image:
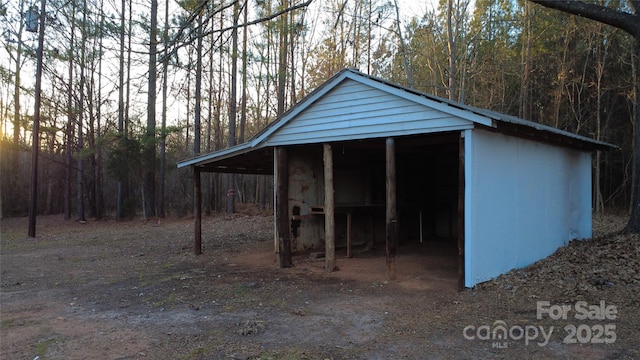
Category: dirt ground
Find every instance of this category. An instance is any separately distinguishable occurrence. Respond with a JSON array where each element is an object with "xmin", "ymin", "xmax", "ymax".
[{"xmin": 1, "ymin": 211, "xmax": 639, "ymax": 359}]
